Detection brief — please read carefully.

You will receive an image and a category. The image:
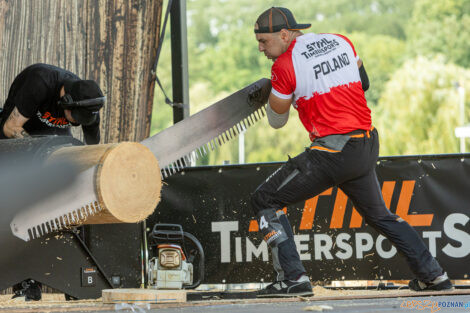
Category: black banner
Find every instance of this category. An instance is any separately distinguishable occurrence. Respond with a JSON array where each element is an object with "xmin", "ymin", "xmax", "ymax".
[{"xmin": 147, "ymin": 154, "xmax": 470, "ymax": 284}]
